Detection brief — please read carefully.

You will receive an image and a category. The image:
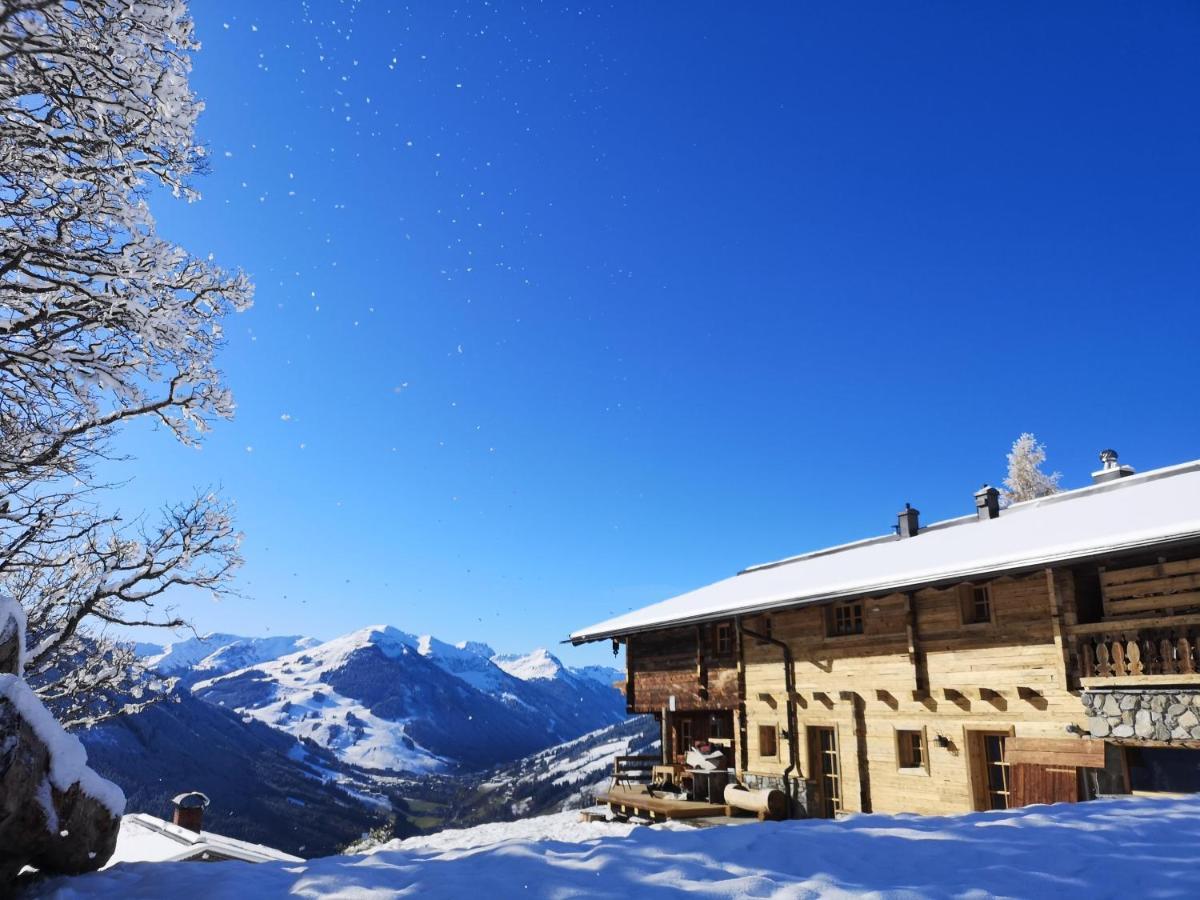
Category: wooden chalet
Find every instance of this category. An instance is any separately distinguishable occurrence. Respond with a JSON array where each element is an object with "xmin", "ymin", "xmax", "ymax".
[{"xmin": 572, "ymin": 451, "xmax": 1200, "ymax": 819}]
